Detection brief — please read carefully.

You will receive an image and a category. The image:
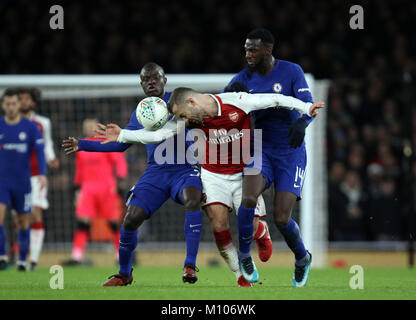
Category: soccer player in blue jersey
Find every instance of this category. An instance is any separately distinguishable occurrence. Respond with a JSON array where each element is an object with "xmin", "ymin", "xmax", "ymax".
[
  {"xmin": 0, "ymin": 88, "xmax": 46, "ymax": 271},
  {"xmin": 62, "ymin": 63, "xmax": 204, "ymax": 286},
  {"xmin": 227, "ymin": 28, "xmax": 315, "ymax": 287}
]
